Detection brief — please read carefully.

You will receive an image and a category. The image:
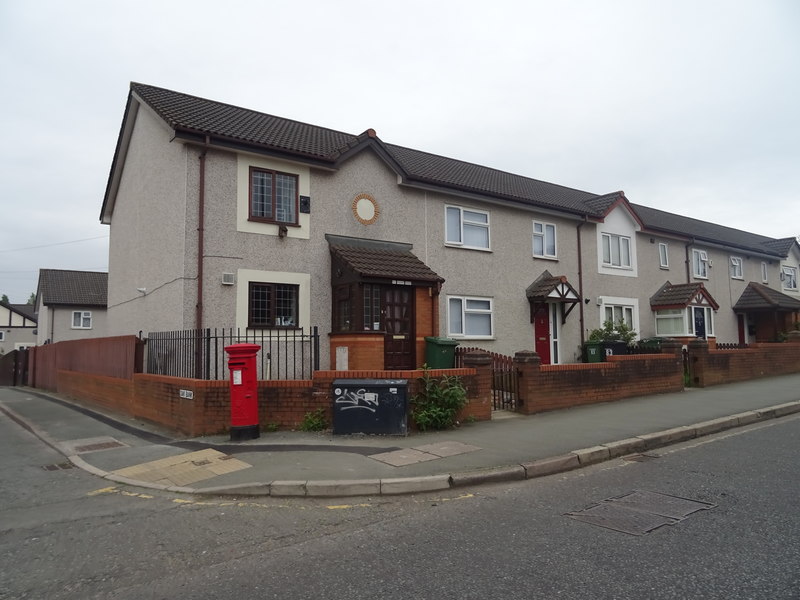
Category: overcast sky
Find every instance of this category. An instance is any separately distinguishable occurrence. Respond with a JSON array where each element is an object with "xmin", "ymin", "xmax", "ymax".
[{"xmin": 1, "ymin": 0, "xmax": 798, "ymax": 303}]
